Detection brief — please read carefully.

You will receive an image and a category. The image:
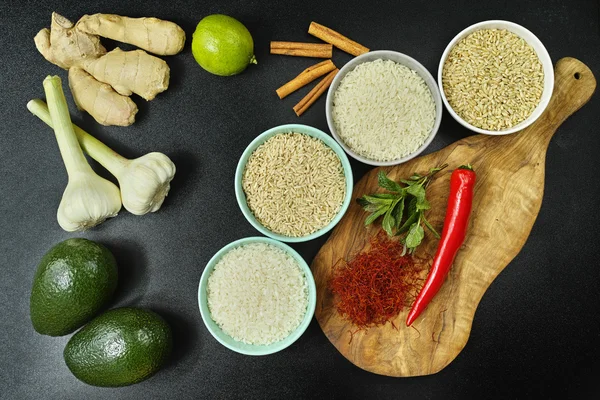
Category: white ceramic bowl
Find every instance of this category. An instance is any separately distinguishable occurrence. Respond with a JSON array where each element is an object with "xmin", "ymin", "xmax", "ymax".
[
  {"xmin": 438, "ymin": 20, "xmax": 554, "ymax": 135},
  {"xmin": 325, "ymin": 50, "xmax": 443, "ymax": 167}
]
